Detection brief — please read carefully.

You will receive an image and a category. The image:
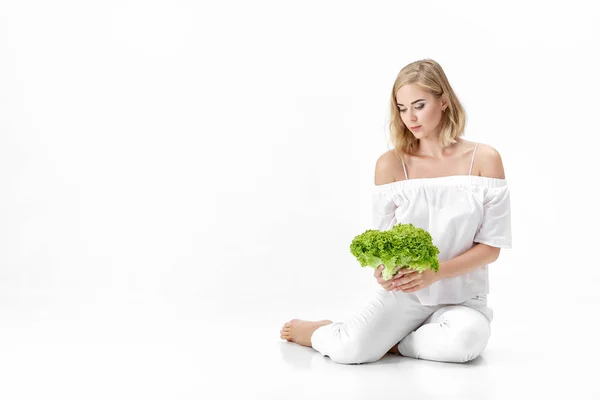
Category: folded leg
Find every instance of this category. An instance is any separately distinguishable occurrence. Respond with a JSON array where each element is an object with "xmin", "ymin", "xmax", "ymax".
[
  {"xmin": 310, "ymin": 288, "xmax": 434, "ymax": 364},
  {"xmin": 397, "ymin": 304, "xmax": 492, "ymax": 363}
]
